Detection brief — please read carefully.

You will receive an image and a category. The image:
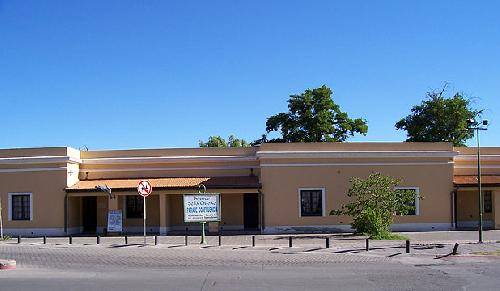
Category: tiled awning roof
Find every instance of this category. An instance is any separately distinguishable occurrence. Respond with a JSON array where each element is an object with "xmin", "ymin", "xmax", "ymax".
[
  {"xmin": 454, "ymin": 175, "xmax": 500, "ymax": 187},
  {"xmin": 66, "ymin": 176, "xmax": 260, "ymax": 192}
]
